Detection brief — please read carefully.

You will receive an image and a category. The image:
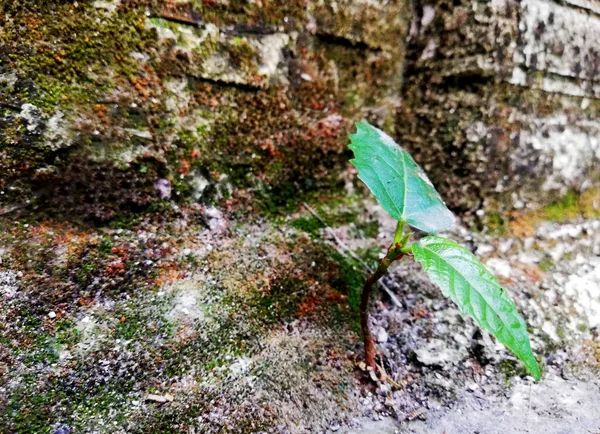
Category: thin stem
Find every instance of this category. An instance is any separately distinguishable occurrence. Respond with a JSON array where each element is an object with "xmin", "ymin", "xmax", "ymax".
[
  {"xmin": 393, "ymin": 220, "xmax": 405, "ymax": 245},
  {"xmin": 360, "ymin": 221, "xmax": 411, "ymax": 371},
  {"xmin": 360, "ymin": 265, "xmax": 388, "ymax": 369}
]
